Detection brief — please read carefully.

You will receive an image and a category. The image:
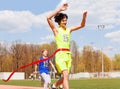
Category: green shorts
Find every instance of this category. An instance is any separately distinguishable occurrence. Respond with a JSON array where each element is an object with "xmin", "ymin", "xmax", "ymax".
[{"xmin": 55, "ymin": 52, "xmax": 72, "ymax": 73}]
